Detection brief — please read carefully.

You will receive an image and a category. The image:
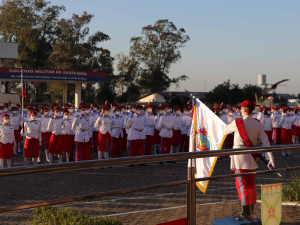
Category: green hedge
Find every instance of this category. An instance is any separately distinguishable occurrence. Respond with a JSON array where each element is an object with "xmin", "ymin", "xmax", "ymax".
[
  {"xmin": 282, "ymin": 174, "xmax": 300, "ymax": 202},
  {"xmin": 31, "ymin": 206, "xmax": 123, "ymax": 225}
]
